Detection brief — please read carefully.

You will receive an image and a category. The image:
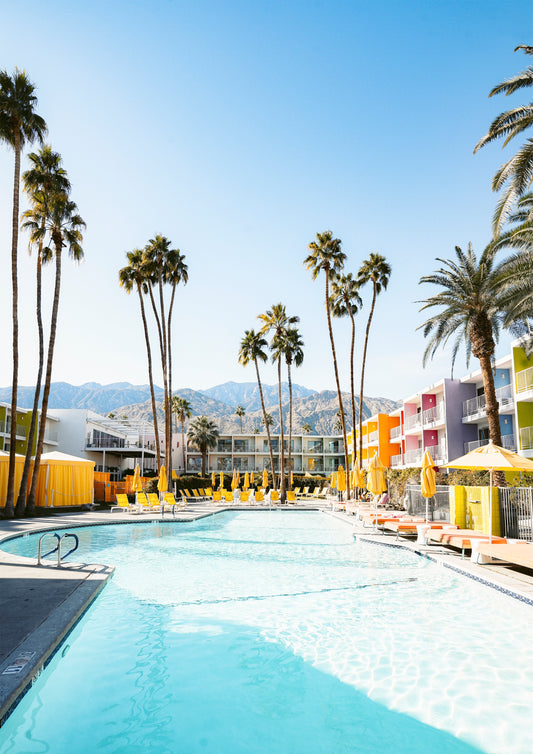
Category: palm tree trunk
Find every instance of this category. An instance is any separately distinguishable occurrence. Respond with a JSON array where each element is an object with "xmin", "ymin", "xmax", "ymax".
[
  {"xmin": 17, "ymin": 245, "xmax": 44, "ymax": 516},
  {"xmin": 167, "ymin": 283, "xmax": 177, "ymax": 474},
  {"xmin": 478, "ymin": 351, "xmax": 506, "ymax": 486},
  {"xmin": 254, "ymin": 357, "xmax": 276, "ymax": 490},
  {"xmin": 138, "ymin": 287, "xmax": 161, "ymax": 471},
  {"xmin": 181, "ymin": 419, "xmax": 186, "ymax": 474},
  {"xmin": 325, "ymin": 271, "xmax": 351, "ymax": 500},
  {"xmin": 5, "ymin": 134, "xmax": 21, "ymax": 519},
  {"xmin": 158, "ymin": 273, "xmax": 171, "ymax": 474},
  {"xmin": 348, "ymin": 307, "xmax": 357, "ymax": 473},
  {"xmin": 359, "ymin": 285, "xmax": 377, "ymax": 464},
  {"xmin": 147, "ymin": 284, "xmax": 165, "ymax": 471},
  {"xmin": 287, "ymin": 360, "xmax": 293, "ymax": 490},
  {"xmin": 27, "ymin": 241, "xmax": 62, "ymax": 510},
  {"xmin": 277, "ymin": 358, "xmax": 286, "ymax": 501}
]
